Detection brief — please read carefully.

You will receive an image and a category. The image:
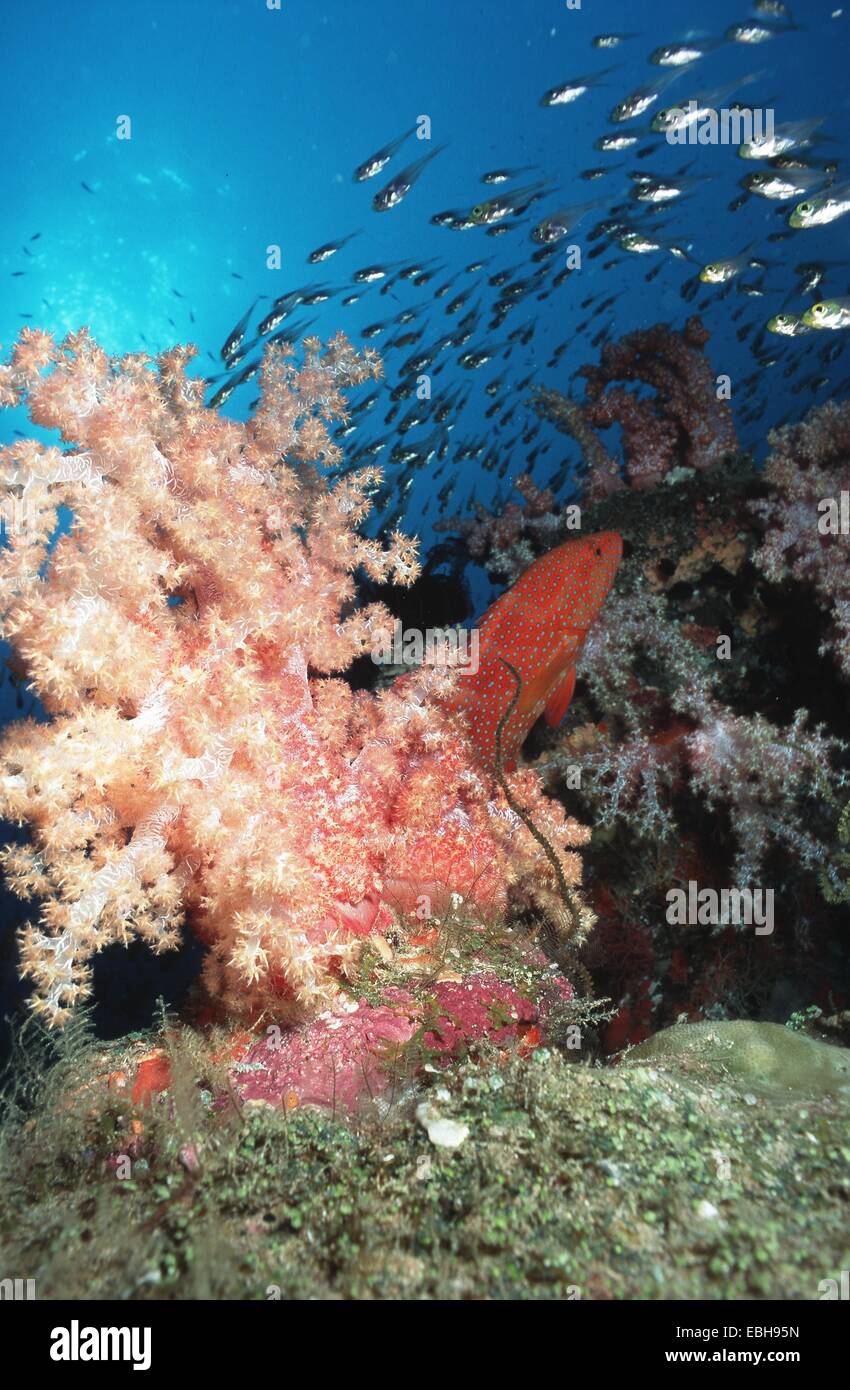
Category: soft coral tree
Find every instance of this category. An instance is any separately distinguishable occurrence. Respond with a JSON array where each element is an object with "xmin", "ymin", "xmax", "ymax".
[
  {"xmin": 0, "ymin": 328, "xmax": 591, "ymax": 1025},
  {"xmin": 540, "ymin": 586, "xmax": 846, "ymax": 885},
  {"xmin": 750, "ymin": 399, "xmax": 850, "ymax": 682}
]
